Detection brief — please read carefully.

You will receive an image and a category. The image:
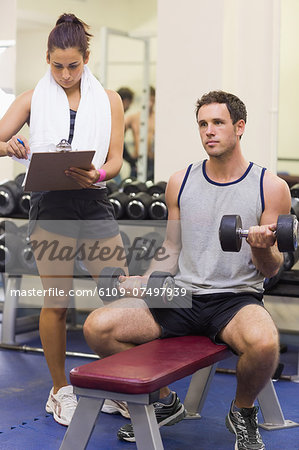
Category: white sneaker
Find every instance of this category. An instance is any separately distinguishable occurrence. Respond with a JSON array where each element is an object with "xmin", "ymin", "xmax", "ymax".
[
  {"xmin": 101, "ymin": 399, "xmax": 130, "ymax": 419},
  {"xmin": 45, "ymin": 385, "xmax": 77, "ymax": 426}
]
